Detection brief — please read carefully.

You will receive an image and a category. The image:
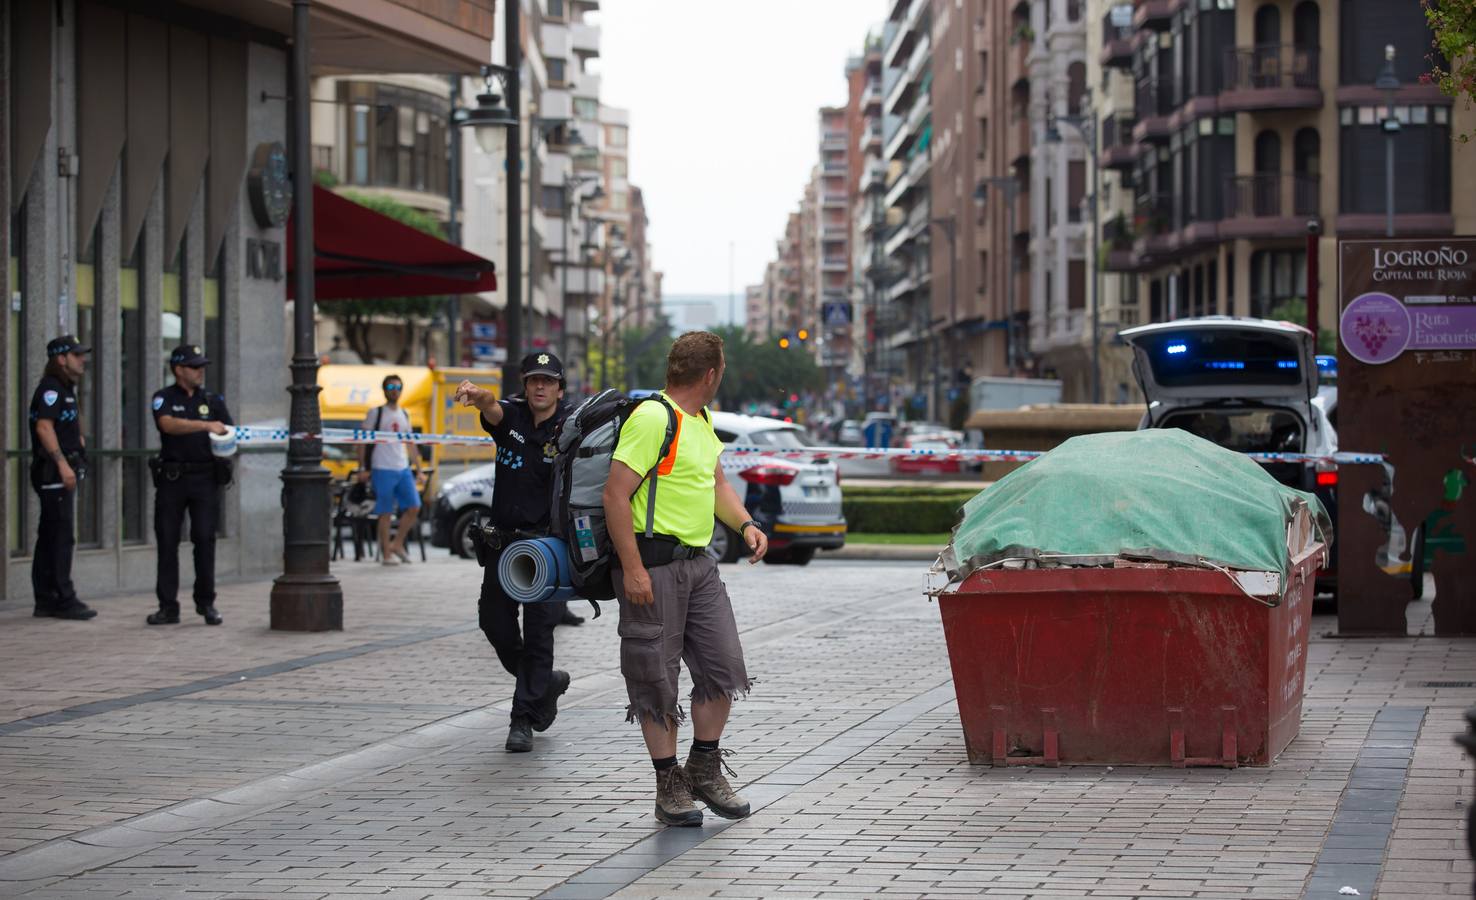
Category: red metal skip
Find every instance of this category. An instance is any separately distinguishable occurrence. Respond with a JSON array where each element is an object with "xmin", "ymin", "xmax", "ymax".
[{"xmin": 938, "ymin": 545, "xmax": 1322, "ymax": 767}]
